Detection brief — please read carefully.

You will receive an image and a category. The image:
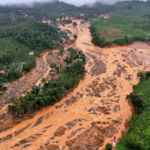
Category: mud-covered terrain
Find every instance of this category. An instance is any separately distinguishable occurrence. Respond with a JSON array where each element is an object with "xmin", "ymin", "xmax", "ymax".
[{"xmin": 0, "ymin": 20, "xmax": 150, "ymax": 150}]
